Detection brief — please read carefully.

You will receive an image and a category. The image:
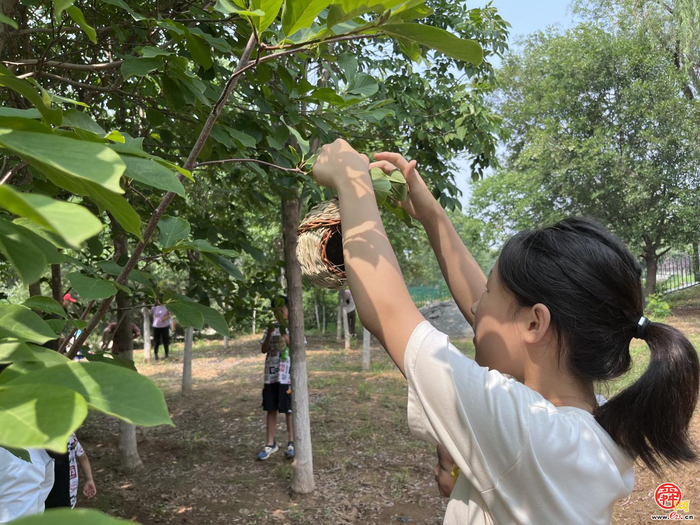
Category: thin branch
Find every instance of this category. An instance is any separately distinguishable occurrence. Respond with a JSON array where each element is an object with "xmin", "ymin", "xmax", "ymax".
[
  {"xmin": 58, "ymin": 300, "xmax": 96, "ymax": 354},
  {"xmin": 196, "ymin": 158, "xmax": 304, "ymax": 173},
  {"xmin": 127, "ymin": 184, "xmax": 157, "ymax": 211},
  {"xmin": 0, "ymin": 162, "xmax": 28, "ymax": 185},
  {"xmin": 34, "ymin": 72, "xmax": 116, "ymax": 92},
  {"xmin": 4, "ymin": 59, "xmax": 124, "ymax": 71}
]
